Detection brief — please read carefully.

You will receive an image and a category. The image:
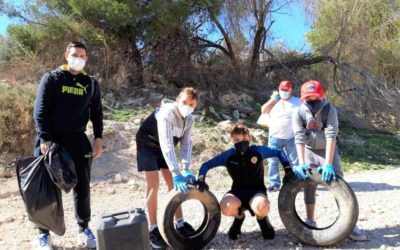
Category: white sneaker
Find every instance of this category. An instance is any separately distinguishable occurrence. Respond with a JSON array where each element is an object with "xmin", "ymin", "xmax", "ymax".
[
  {"xmin": 348, "ymin": 225, "xmax": 367, "ymax": 241},
  {"xmin": 38, "ymin": 233, "xmax": 52, "ymax": 250},
  {"xmin": 77, "ymin": 228, "xmax": 96, "ymax": 248},
  {"xmin": 304, "ymin": 219, "xmax": 316, "ymax": 228}
]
